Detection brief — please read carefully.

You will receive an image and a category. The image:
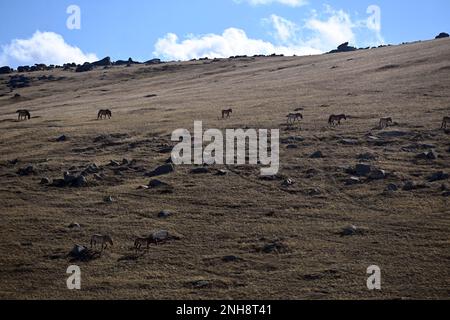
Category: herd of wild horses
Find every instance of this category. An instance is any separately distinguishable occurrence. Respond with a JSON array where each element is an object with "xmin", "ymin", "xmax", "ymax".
[
  {"xmin": 10, "ymin": 106, "xmax": 450, "ymax": 253},
  {"xmin": 15, "ymin": 108, "xmax": 450, "ymax": 129}
]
